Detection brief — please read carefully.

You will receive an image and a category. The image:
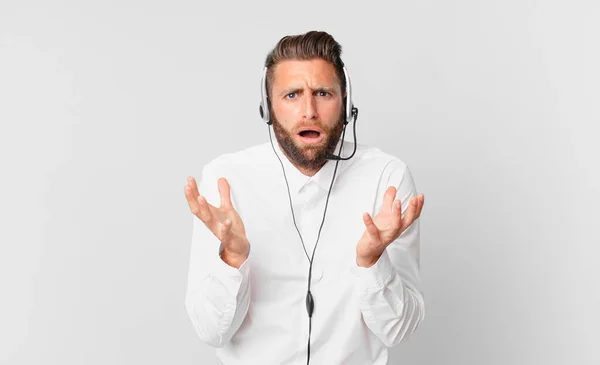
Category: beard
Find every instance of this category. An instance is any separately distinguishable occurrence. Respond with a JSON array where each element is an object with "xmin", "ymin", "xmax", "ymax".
[{"xmin": 271, "ymin": 111, "xmax": 345, "ymax": 171}]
